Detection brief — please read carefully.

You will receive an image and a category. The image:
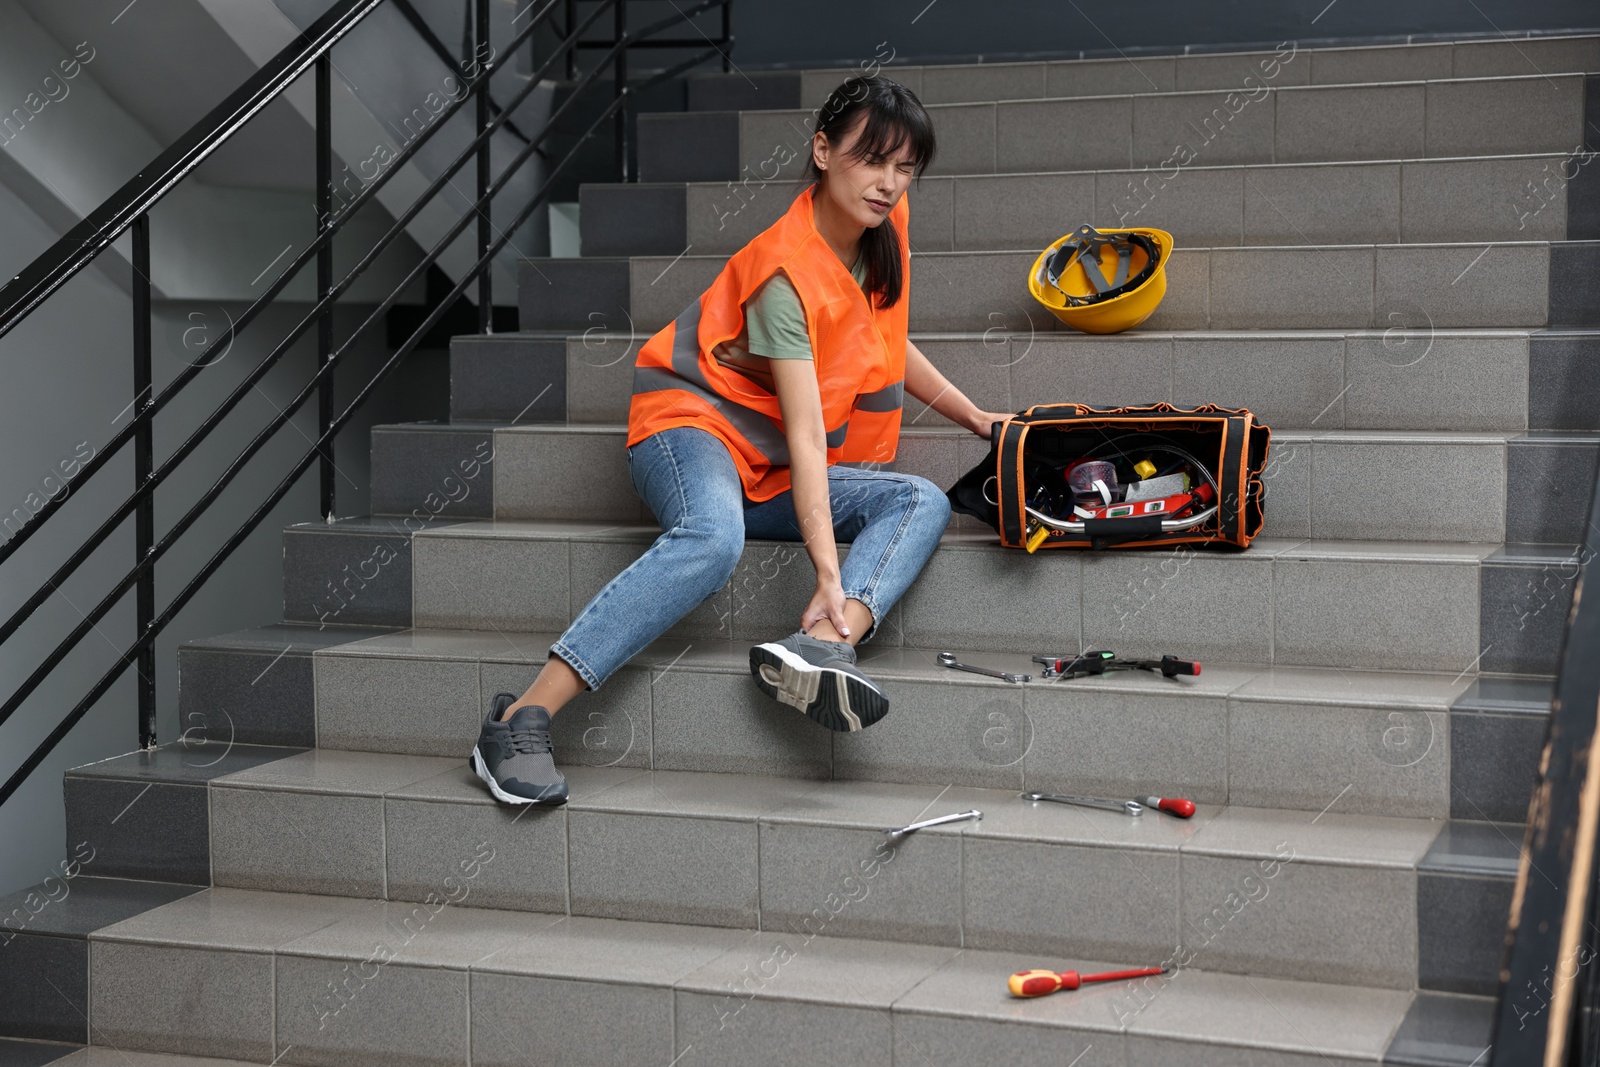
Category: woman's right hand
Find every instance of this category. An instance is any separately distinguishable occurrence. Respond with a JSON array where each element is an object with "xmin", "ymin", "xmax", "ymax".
[{"xmin": 800, "ymin": 575, "xmax": 852, "ymax": 639}]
